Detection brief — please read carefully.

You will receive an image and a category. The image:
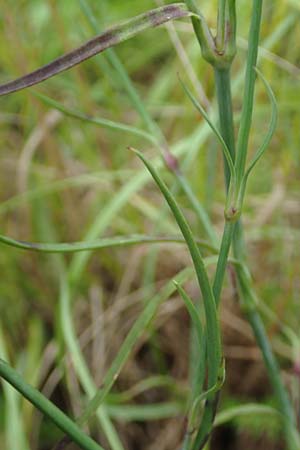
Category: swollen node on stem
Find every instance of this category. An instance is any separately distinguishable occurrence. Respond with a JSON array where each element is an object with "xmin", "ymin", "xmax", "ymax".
[{"xmin": 184, "ymin": 0, "xmax": 237, "ymax": 70}]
